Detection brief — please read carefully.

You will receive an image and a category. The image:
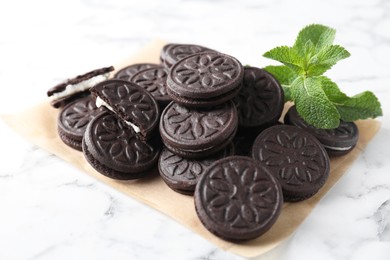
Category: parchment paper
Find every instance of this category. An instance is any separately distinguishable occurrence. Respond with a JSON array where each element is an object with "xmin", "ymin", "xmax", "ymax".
[{"xmin": 0, "ymin": 40, "xmax": 381, "ymax": 258}]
